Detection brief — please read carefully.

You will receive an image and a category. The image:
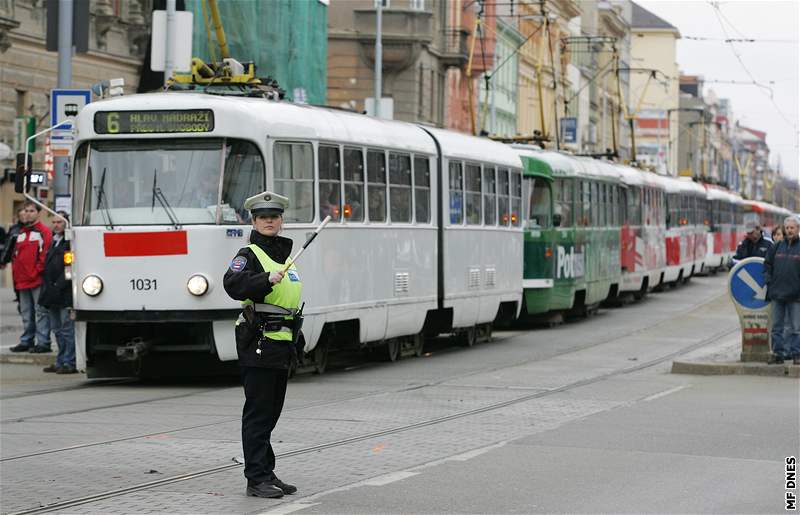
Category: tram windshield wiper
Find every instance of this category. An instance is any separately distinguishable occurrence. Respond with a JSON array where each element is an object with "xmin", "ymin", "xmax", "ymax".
[
  {"xmin": 151, "ymin": 168, "xmax": 182, "ymax": 229},
  {"xmin": 93, "ymin": 167, "xmax": 114, "ymax": 229}
]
